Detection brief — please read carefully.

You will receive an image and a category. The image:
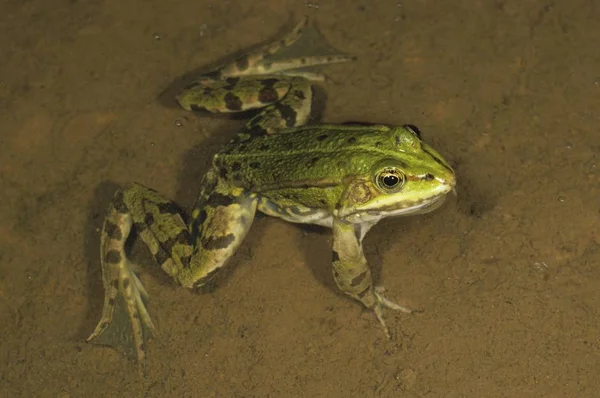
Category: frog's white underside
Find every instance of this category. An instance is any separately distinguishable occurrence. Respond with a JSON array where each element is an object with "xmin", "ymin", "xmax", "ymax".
[{"xmin": 257, "ymin": 193, "xmax": 449, "ymax": 238}]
